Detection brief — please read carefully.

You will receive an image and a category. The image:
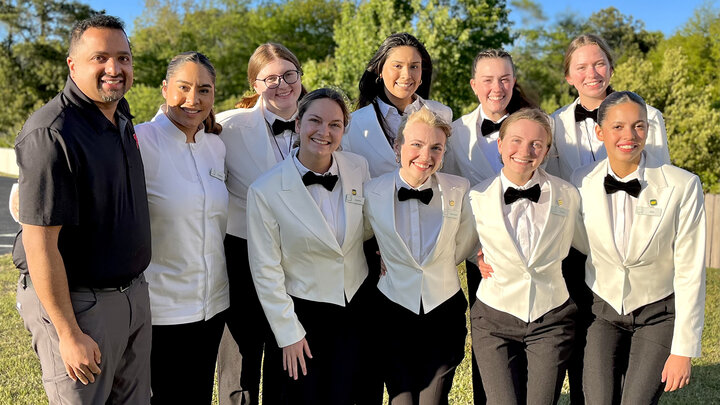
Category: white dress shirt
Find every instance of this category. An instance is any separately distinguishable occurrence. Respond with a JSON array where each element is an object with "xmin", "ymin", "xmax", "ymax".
[
  {"xmin": 606, "ymin": 155, "xmax": 645, "ymax": 260},
  {"xmin": 575, "ymin": 113, "xmax": 605, "ymax": 166},
  {"xmin": 394, "ymin": 172, "xmax": 443, "ymax": 264},
  {"xmin": 264, "ymin": 107, "xmax": 297, "ymax": 162},
  {"xmin": 499, "ymin": 170, "xmax": 550, "ymax": 263},
  {"xmin": 476, "ymin": 108, "xmax": 508, "ymax": 175},
  {"xmin": 376, "ymin": 96, "xmax": 425, "ymax": 141},
  {"xmin": 292, "ymin": 155, "xmax": 346, "ymax": 246},
  {"xmin": 136, "ymin": 108, "xmax": 230, "ymax": 325}
]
